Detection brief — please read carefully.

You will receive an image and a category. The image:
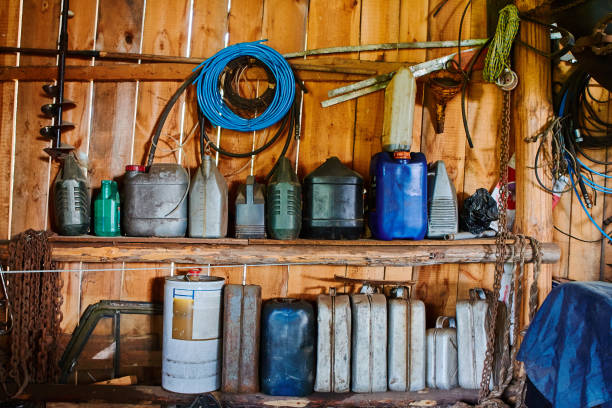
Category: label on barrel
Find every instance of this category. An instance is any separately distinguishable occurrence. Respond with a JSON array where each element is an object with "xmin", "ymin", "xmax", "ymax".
[{"xmin": 172, "ymin": 287, "xmax": 222, "ymax": 340}]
